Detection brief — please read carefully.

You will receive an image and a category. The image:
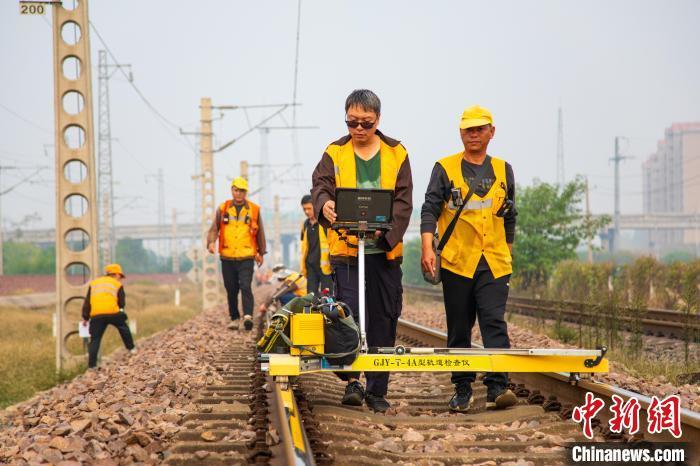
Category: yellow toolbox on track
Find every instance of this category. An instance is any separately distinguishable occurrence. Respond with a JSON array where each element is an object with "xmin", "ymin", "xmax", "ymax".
[{"xmin": 289, "ymin": 313, "xmax": 325, "ymax": 356}]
